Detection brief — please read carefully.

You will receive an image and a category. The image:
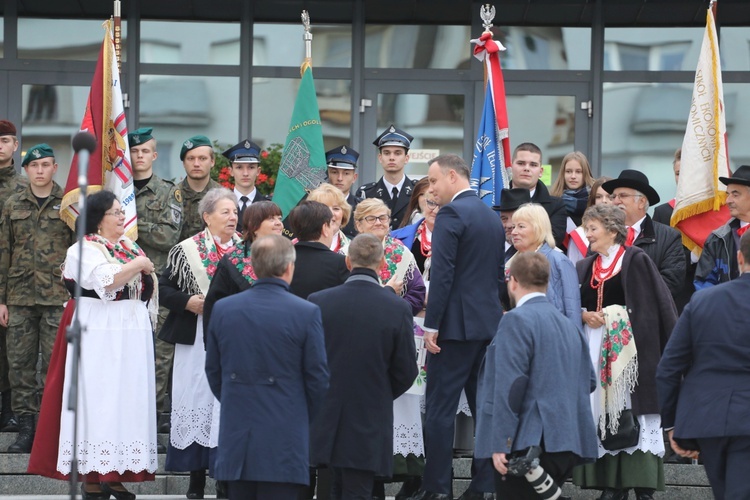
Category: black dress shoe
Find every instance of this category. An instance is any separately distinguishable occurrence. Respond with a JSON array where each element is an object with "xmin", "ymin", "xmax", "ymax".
[
  {"xmin": 100, "ymin": 482, "xmax": 135, "ymax": 500},
  {"xmin": 634, "ymin": 488, "xmax": 655, "ymax": 500},
  {"xmin": 457, "ymin": 490, "xmax": 494, "ymax": 500},
  {"xmin": 409, "ymin": 490, "xmax": 452, "ymax": 500},
  {"xmin": 395, "ymin": 477, "xmax": 423, "ymax": 500},
  {"xmin": 599, "ymin": 489, "xmax": 629, "ymax": 500},
  {"xmin": 187, "ymin": 469, "xmax": 206, "ymax": 499},
  {"xmin": 80, "ymin": 483, "xmax": 111, "ymax": 500}
]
